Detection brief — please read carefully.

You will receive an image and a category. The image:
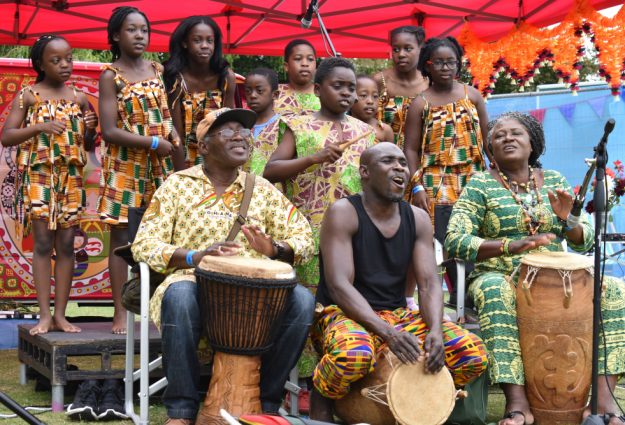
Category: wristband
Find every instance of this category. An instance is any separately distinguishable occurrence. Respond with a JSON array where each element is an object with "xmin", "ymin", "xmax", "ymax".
[
  {"xmin": 269, "ymin": 240, "xmax": 285, "ymax": 260},
  {"xmin": 502, "ymin": 238, "xmax": 512, "ymax": 256},
  {"xmin": 411, "ymin": 184, "xmax": 425, "ymax": 195},
  {"xmin": 150, "ymin": 136, "xmax": 159, "ymax": 150},
  {"xmin": 185, "ymin": 250, "xmax": 197, "ymax": 267}
]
